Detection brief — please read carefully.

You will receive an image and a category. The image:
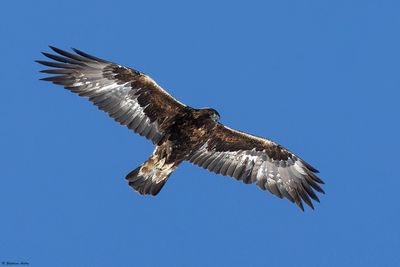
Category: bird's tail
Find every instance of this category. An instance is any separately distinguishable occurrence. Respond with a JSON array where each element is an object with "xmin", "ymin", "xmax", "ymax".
[{"xmin": 125, "ymin": 149, "xmax": 179, "ymax": 196}]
